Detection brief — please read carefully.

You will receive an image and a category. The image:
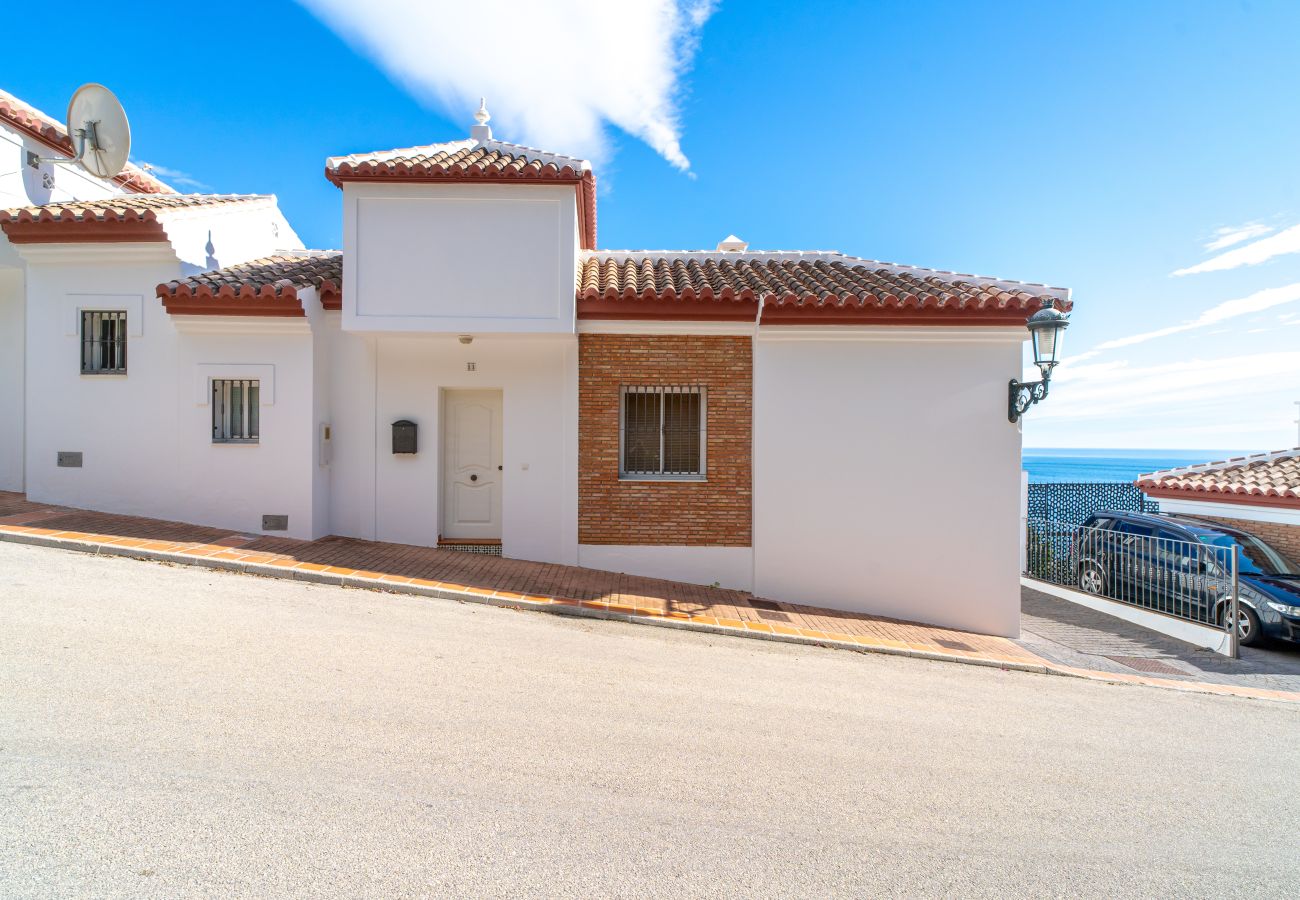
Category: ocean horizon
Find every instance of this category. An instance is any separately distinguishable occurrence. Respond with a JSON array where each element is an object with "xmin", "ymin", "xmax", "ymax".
[{"xmin": 1022, "ymin": 448, "xmax": 1258, "ymax": 484}]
